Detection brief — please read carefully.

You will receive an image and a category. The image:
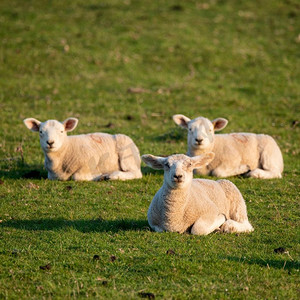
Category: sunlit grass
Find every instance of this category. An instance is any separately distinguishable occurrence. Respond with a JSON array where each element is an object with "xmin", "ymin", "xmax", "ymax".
[{"xmin": 0, "ymin": 0, "xmax": 299, "ymax": 298}]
